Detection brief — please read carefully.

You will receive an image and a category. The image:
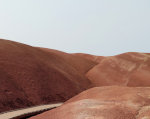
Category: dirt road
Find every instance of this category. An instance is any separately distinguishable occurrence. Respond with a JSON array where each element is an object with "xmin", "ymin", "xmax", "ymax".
[{"xmin": 0, "ymin": 103, "xmax": 63, "ymax": 119}]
